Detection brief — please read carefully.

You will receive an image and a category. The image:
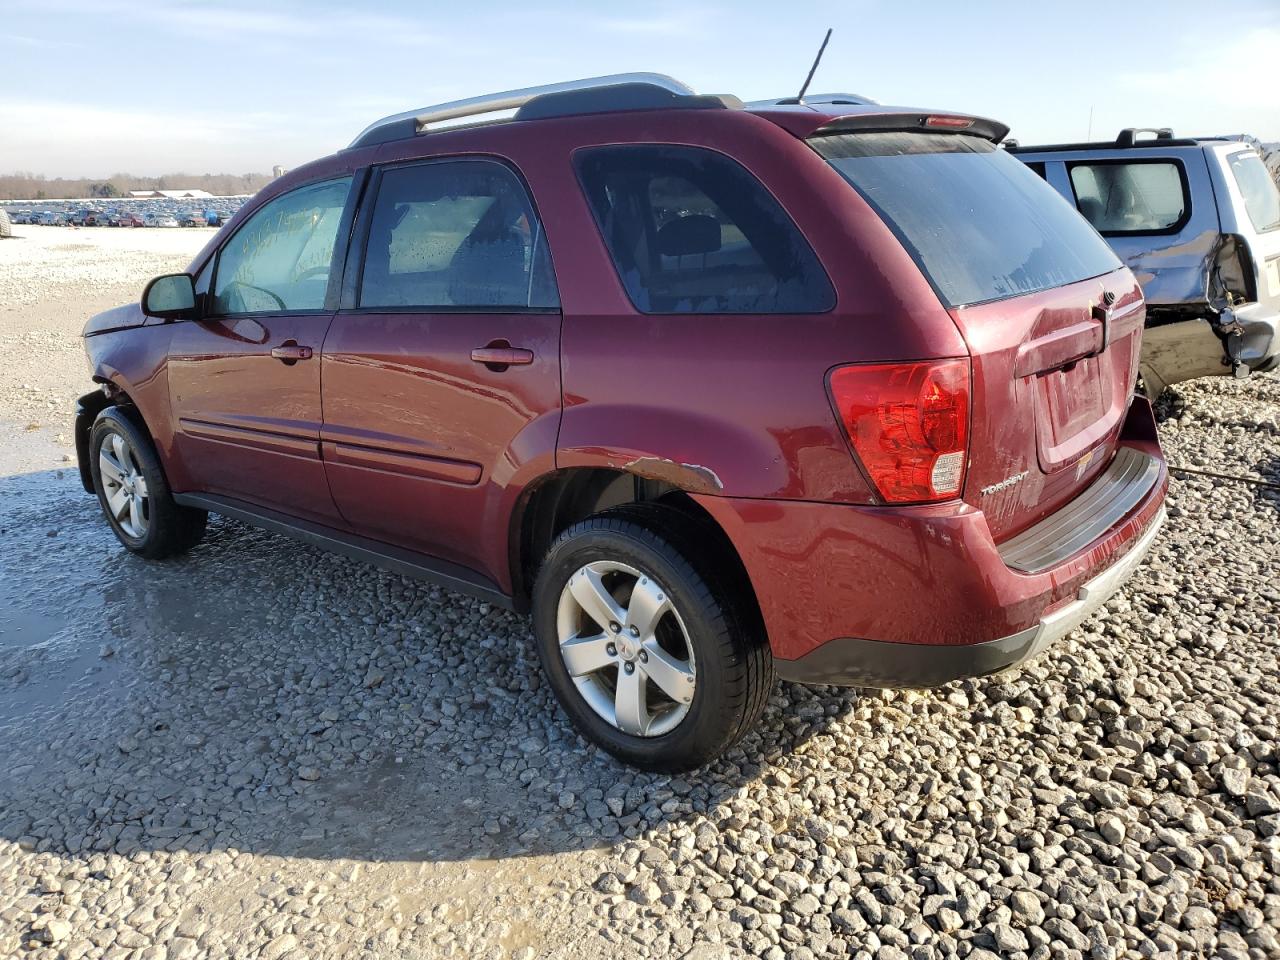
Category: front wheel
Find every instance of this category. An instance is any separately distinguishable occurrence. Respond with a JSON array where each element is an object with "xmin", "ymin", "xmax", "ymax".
[
  {"xmin": 532, "ymin": 505, "xmax": 773, "ymax": 771},
  {"xmin": 89, "ymin": 407, "xmax": 206, "ymax": 559}
]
